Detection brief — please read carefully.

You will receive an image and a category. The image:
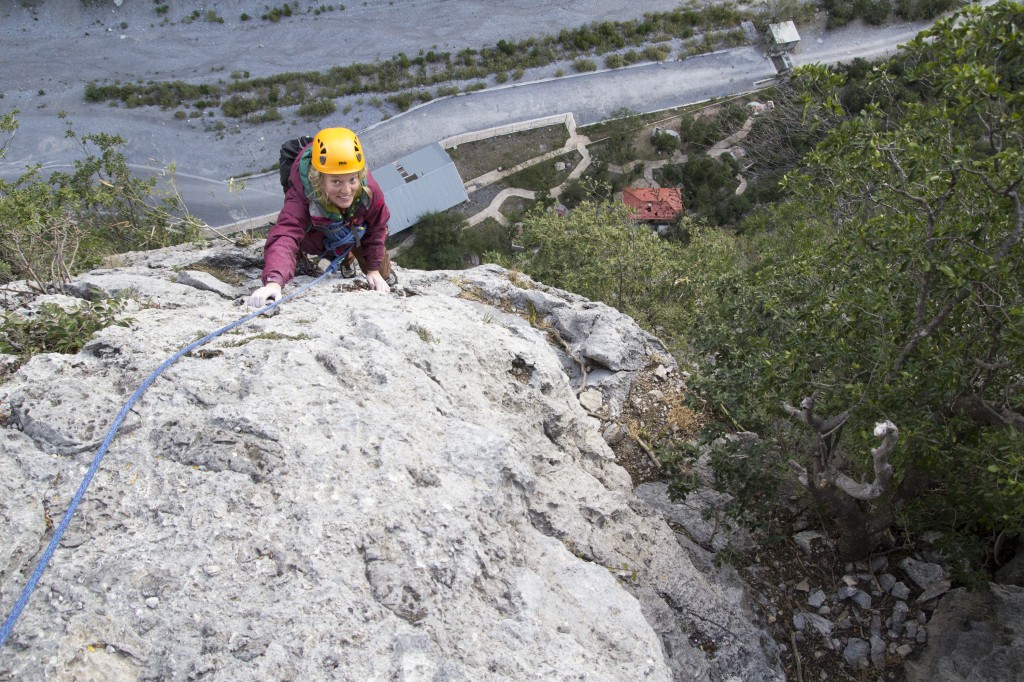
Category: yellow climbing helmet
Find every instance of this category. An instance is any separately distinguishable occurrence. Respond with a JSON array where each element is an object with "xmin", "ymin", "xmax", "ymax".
[{"xmin": 311, "ymin": 127, "xmax": 365, "ymax": 174}]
